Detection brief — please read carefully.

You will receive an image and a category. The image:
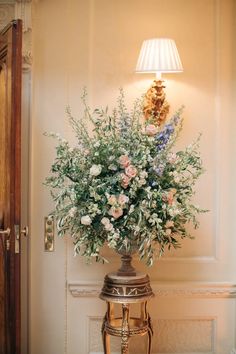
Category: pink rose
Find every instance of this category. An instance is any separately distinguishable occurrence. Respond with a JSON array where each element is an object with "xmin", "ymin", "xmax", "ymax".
[
  {"xmin": 120, "ymin": 173, "xmax": 131, "ymax": 189},
  {"xmin": 145, "ymin": 124, "xmax": 158, "ymax": 136},
  {"xmin": 165, "ymin": 220, "xmax": 174, "ymax": 228},
  {"xmin": 109, "ymin": 206, "xmax": 123, "ymax": 219},
  {"xmin": 167, "ymin": 189, "xmax": 177, "ymax": 205},
  {"xmin": 125, "ymin": 165, "xmax": 137, "ymax": 178},
  {"xmin": 107, "ymin": 195, "xmax": 117, "ymax": 205},
  {"xmin": 118, "ymin": 194, "xmax": 129, "ymax": 205},
  {"xmin": 119, "ymin": 155, "xmax": 130, "ymax": 168}
]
